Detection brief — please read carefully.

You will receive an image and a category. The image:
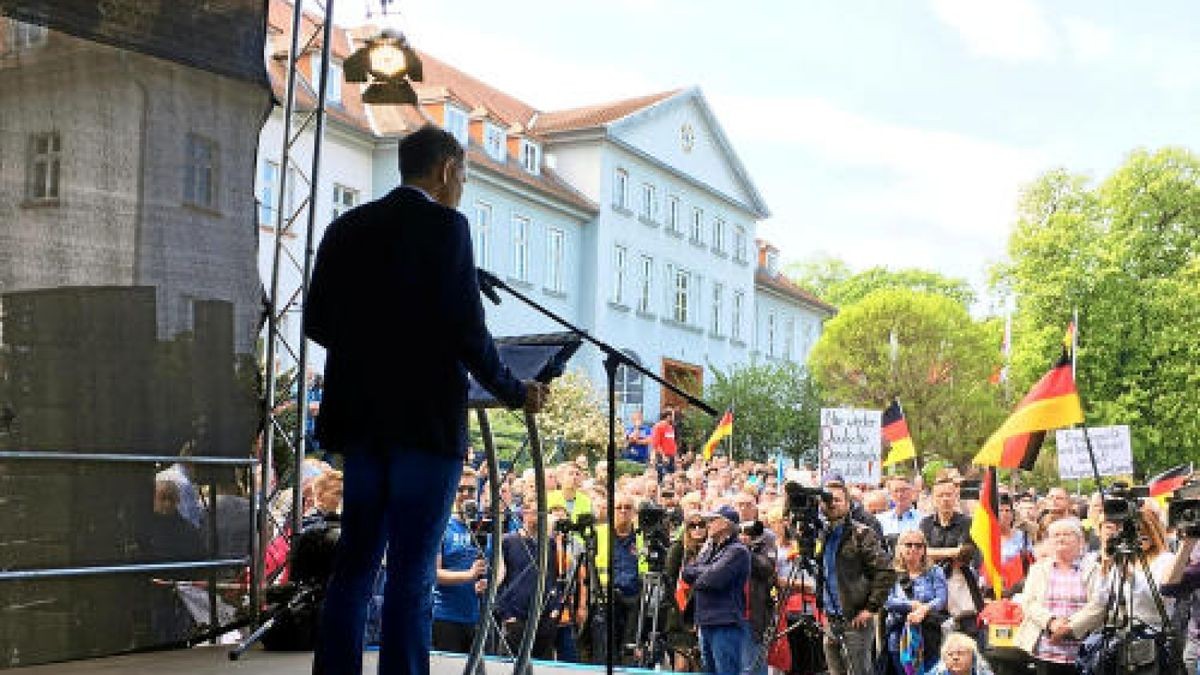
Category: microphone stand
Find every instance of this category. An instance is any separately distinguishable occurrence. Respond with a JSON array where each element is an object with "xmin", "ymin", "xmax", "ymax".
[{"xmin": 478, "ymin": 268, "xmax": 717, "ymax": 675}]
